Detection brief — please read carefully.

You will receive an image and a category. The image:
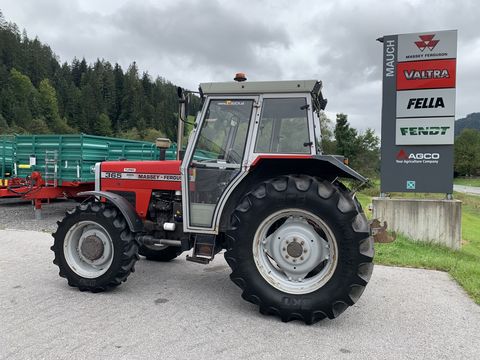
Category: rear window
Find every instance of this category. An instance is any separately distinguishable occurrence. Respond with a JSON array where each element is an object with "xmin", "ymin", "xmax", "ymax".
[{"xmin": 255, "ymin": 98, "xmax": 310, "ymax": 154}]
